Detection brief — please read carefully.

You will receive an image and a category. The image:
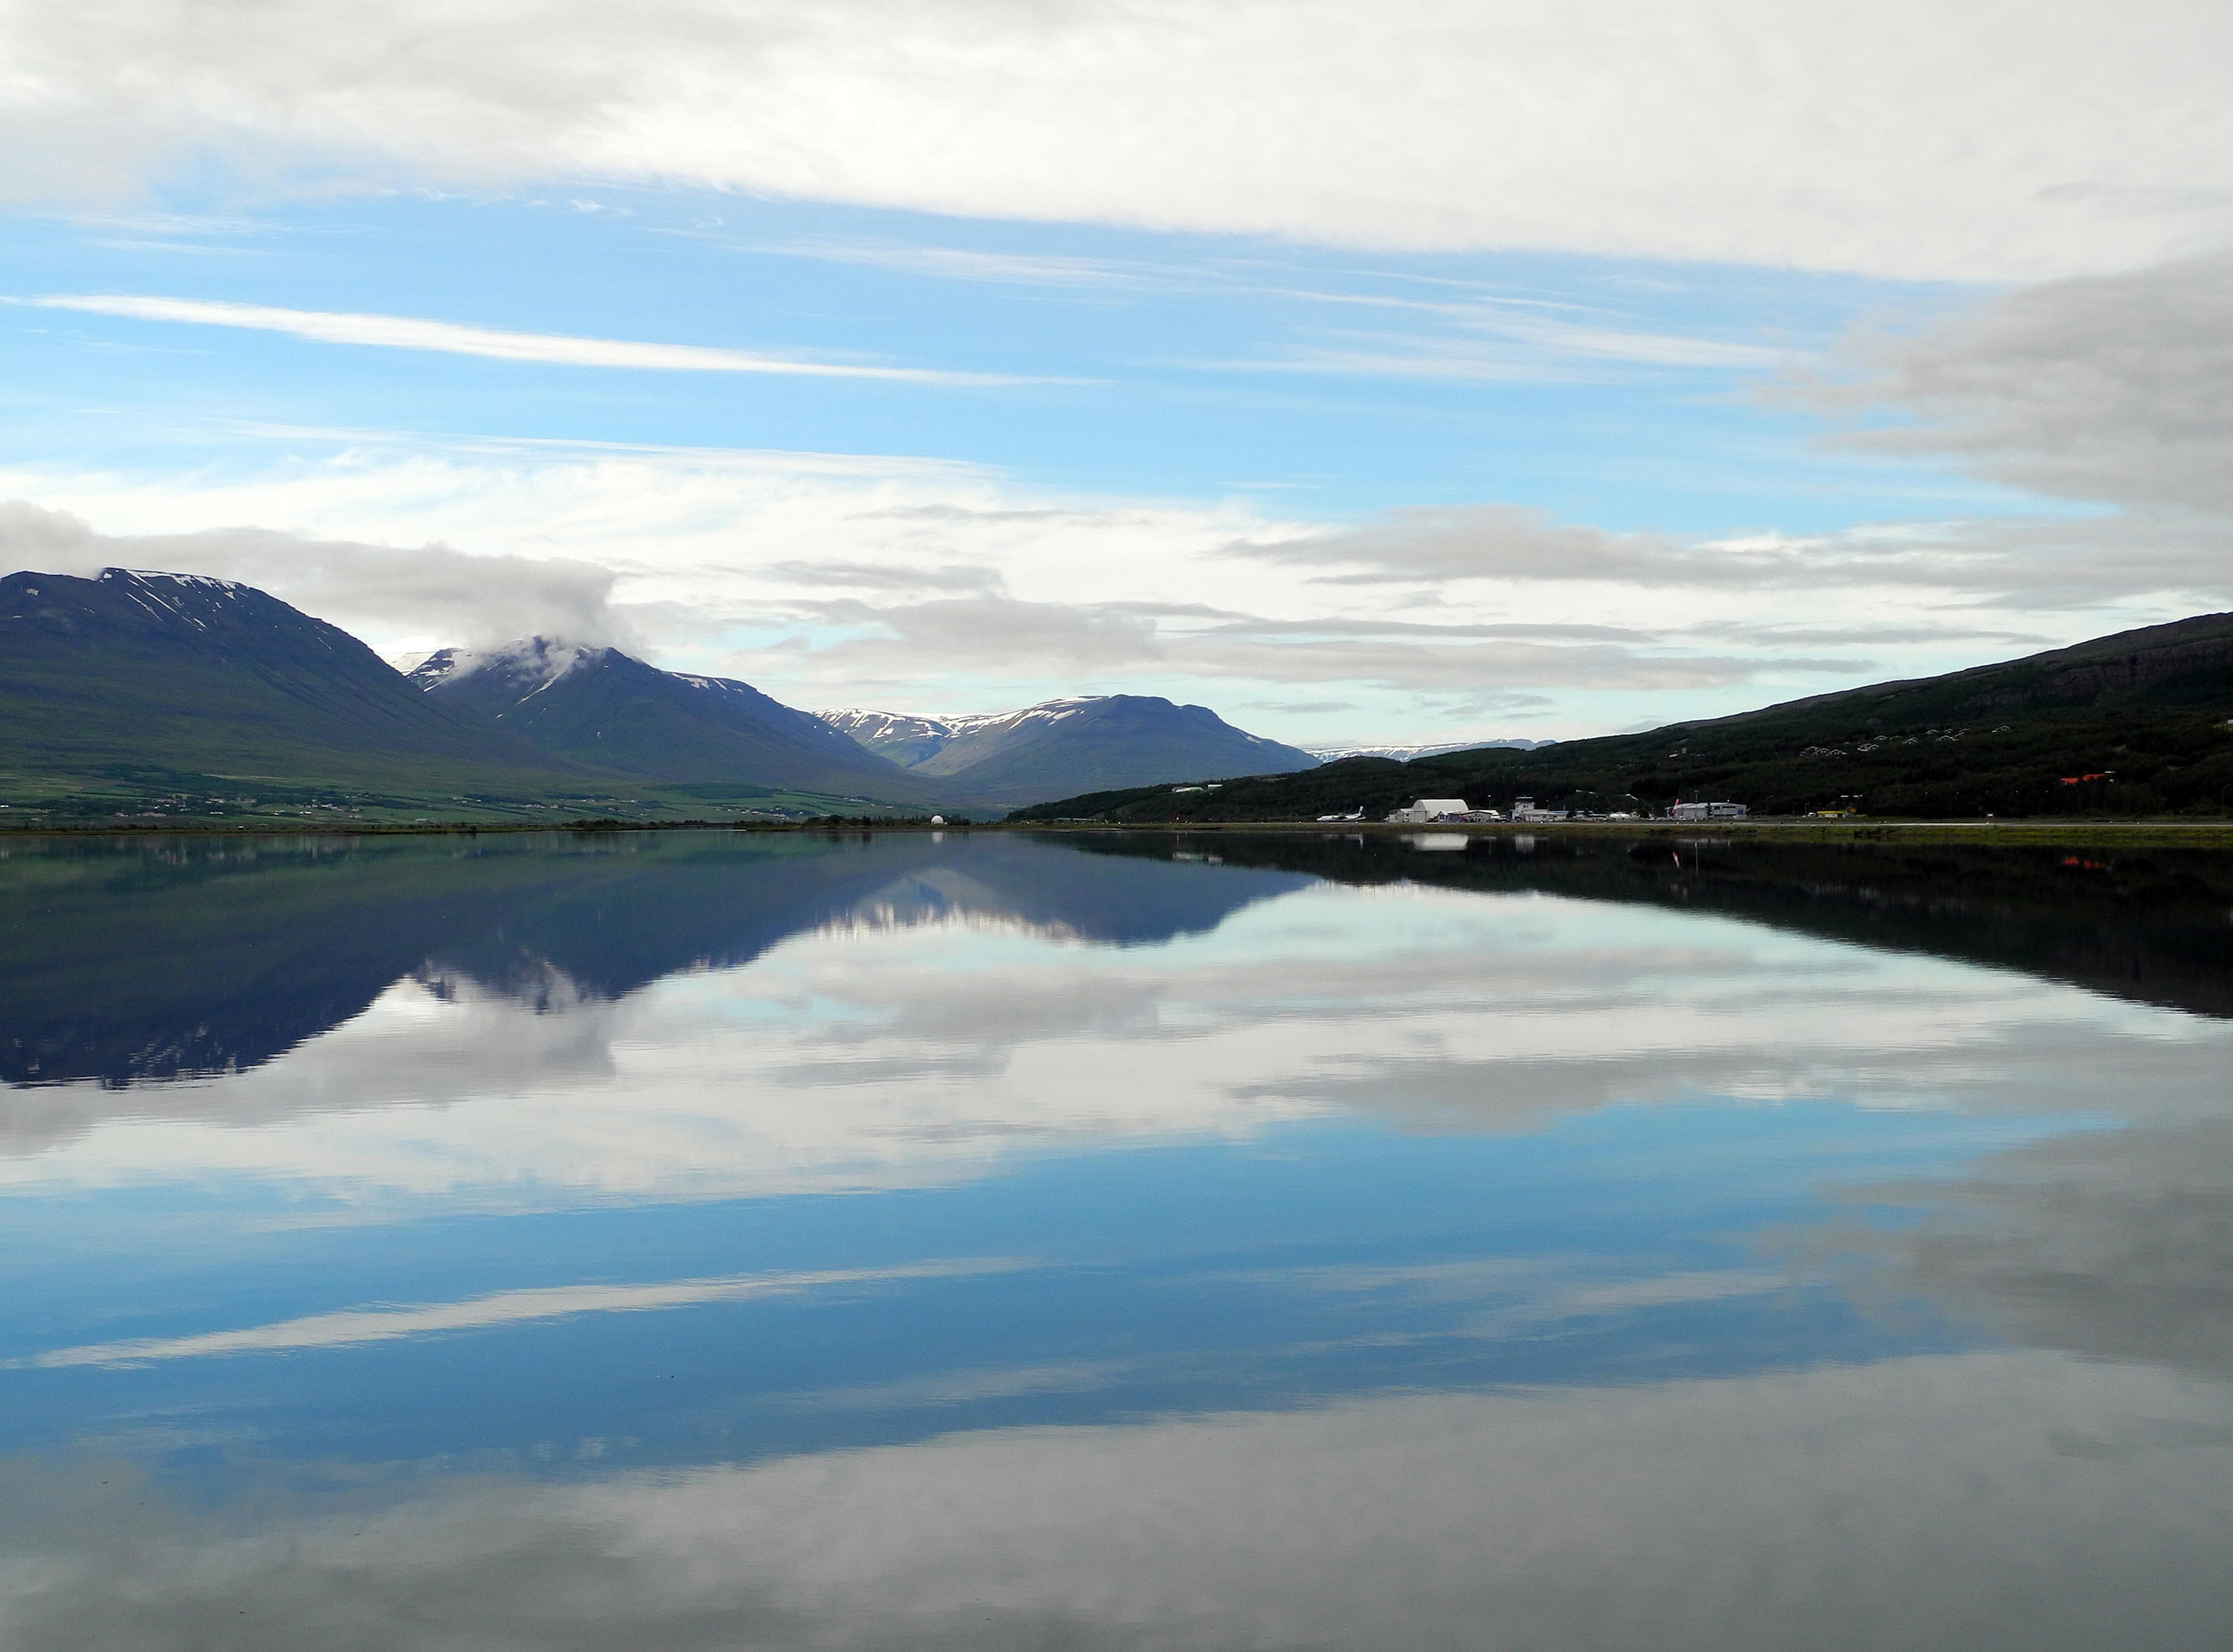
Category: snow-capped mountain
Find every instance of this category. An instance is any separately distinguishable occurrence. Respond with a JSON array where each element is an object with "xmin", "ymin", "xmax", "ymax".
[
  {"xmin": 1307, "ymin": 739, "xmax": 1555, "ymax": 762},
  {"xmin": 815, "ymin": 707, "xmax": 975, "ymax": 768},
  {"xmin": 820, "ymin": 698, "xmax": 1105, "ymax": 770},
  {"xmin": 818, "ymin": 694, "xmax": 1319, "ymax": 805},
  {"xmin": 412, "ymin": 637, "xmax": 947, "ymax": 803}
]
